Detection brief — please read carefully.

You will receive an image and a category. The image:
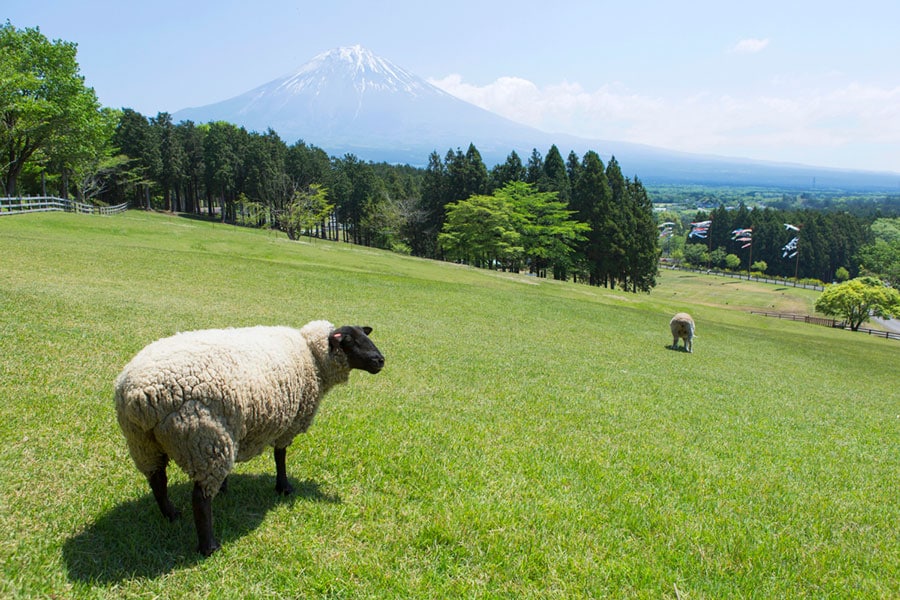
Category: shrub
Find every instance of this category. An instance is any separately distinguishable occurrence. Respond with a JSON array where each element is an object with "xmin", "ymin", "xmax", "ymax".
[
  {"xmin": 725, "ymin": 254, "xmax": 741, "ymax": 270},
  {"xmin": 682, "ymin": 243, "xmax": 708, "ymax": 267}
]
